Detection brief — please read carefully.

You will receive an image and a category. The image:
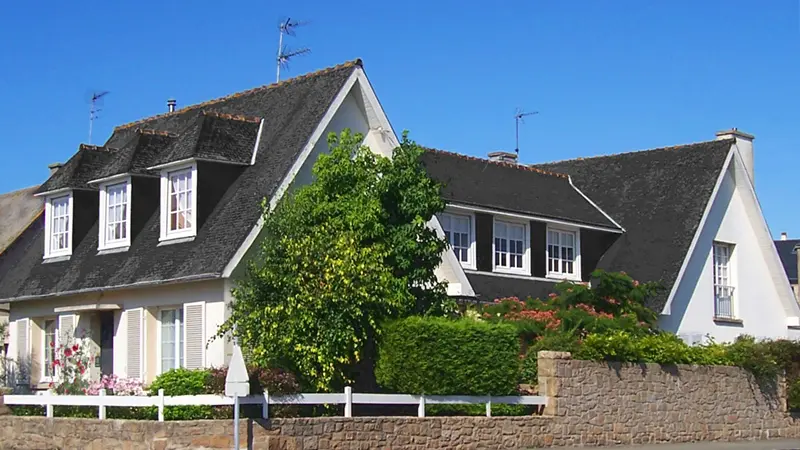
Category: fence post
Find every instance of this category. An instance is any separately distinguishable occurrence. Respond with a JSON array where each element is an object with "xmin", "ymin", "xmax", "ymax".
[
  {"xmin": 98, "ymin": 389, "xmax": 106, "ymax": 420},
  {"xmin": 417, "ymin": 395, "xmax": 425, "ymax": 418},
  {"xmin": 344, "ymin": 386, "xmax": 352, "ymax": 418},
  {"xmin": 262, "ymin": 390, "xmax": 269, "ymax": 419},
  {"xmin": 46, "ymin": 389, "xmax": 53, "ymax": 418},
  {"xmin": 485, "ymin": 397, "xmax": 491, "ymax": 417},
  {"xmin": 157, "ymin": 389, "xmax": 165, "ymax": 422}
]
